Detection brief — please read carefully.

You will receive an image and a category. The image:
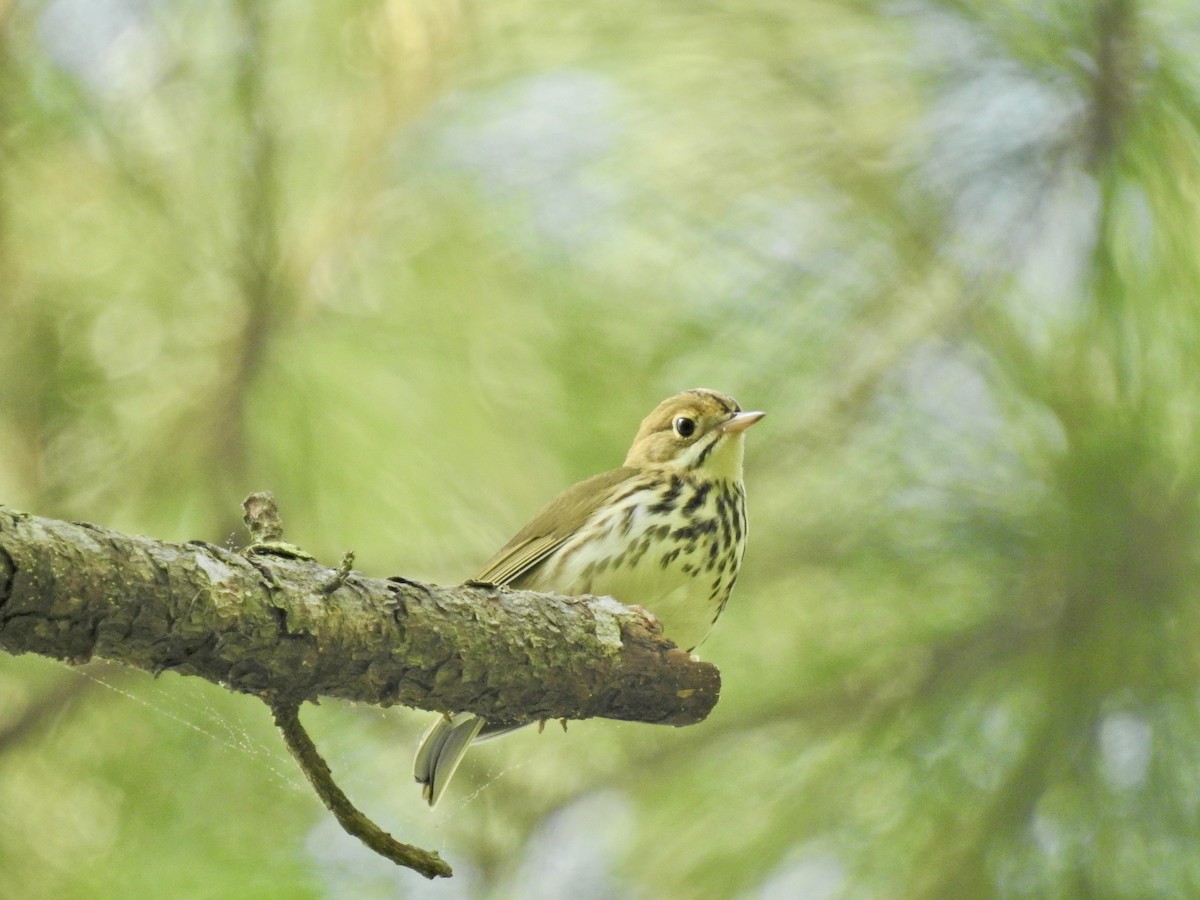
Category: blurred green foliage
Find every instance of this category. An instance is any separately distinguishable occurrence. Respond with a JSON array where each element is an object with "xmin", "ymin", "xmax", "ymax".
[{"xmin": 3, "ymin": 0, "xmax": 1200, "ymax": 896}]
